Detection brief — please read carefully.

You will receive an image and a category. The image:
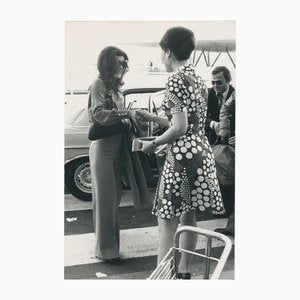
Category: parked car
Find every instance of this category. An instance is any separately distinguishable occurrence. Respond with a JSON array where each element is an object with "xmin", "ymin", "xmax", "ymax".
[{"xmin": 64, "ymin": 87, "xmax": 165, "ymax": 201}]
